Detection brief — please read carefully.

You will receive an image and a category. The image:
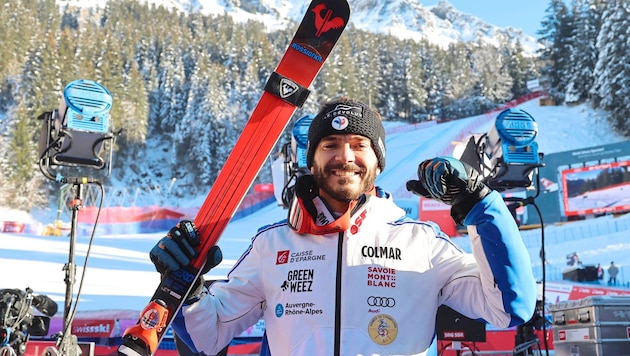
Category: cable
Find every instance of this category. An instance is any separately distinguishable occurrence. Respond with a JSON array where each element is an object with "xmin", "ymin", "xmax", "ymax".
[
  {"xmin": 506, "ymin": 167, "xmax": 550, "ymax": 356},
  {"xmin": 531, "ymin": 169, "xmax": 551, "ymax": 356},
  {"xmin": 438, "ymin": 341, "xmax": 479, "ymax": 356},
  {"xmin": 529, "ymin": 200, "xmax": 550, "ymax": 356}
]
